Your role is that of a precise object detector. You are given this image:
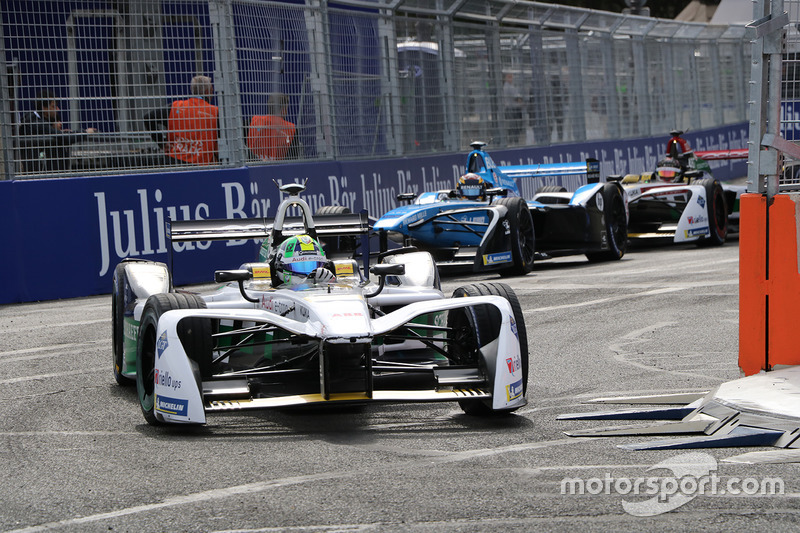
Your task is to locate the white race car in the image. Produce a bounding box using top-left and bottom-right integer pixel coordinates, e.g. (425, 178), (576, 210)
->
(112, 183), (528, 426)
(616, 133), (745, 245)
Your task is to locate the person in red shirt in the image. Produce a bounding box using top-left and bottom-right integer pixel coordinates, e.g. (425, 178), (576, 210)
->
(247, 93), (298, 161)
(167, 76), (219, 165)
(144, 76), (219, 166)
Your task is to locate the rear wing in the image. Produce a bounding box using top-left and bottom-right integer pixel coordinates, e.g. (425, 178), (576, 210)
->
(693, 149), (748, 161)
(167, 212), (371, 242)
(165, 212), (372, 284)
(497, 158), (601, 183)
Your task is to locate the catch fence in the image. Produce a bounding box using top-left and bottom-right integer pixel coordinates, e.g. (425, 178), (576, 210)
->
(0, 0), (751, 179)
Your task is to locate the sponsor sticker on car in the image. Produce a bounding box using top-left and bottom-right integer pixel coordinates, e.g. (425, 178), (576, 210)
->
(252, 265), (270, 278)
(334, 262), (354, 275)
(157, 331), (169, 359)
(155, 395), (188, 416)
(483, 251), (513, 265)
(506, 354), (521, 375)
(685, 227), (709, 238)
(506, 379), (523, 402)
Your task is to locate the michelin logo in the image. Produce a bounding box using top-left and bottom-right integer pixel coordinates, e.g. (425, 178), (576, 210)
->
(685, 227), (709, 238)
(506, 379), (523, 401)
(483, 252), (513, 265)
(155, 395), (188, 416)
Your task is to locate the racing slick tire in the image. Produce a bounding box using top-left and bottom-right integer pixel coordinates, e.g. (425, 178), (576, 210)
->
(315, 205), (358, 258)
(447, 282), (529, 416)
(136, 293), (212, 426)
(694, 178), (727, 246)
(112, 262), (135, 386)
(585, 182), (628, 262)
(535, 185), (567, 194)
(494, 197), (535, 277)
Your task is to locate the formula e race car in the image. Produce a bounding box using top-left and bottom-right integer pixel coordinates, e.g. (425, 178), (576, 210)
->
(112, 183), (528, 426)
(617, 131), (746, 245)
(373, 142), (628, 276)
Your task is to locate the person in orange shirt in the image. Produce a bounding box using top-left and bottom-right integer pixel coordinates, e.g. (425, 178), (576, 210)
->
(167, 75), (219, 164)
(145, 75), (219, 166)
(247, 93), (298, 161)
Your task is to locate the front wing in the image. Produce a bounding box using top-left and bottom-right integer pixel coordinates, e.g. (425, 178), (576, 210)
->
(150, 296), (525, 424)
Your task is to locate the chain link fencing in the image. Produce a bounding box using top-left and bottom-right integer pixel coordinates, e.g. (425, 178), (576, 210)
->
(1, 0), (751, 179)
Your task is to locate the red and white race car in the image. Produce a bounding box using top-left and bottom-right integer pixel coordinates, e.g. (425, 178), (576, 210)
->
(615, 131), (746, 246)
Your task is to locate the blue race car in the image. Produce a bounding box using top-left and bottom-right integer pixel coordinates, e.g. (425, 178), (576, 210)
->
(373, 142), (628, 276)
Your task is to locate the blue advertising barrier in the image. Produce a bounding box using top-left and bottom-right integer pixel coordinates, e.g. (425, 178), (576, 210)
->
(0, 124), (748, 304)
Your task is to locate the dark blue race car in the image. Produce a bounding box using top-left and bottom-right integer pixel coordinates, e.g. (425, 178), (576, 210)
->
(373, 142), (628, 276)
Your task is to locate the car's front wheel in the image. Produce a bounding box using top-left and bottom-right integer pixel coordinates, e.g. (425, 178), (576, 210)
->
(447, 282), (529, 416)
(694, 178), (727, 246)
(136, 293), (211, 426)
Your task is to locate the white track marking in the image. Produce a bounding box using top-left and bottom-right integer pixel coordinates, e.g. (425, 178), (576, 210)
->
(0, 342), (106, 363)
(4, 437), (592, 533)
(523, 287), (685, 313)
(0, 319), (108, 334)
(0, 367), (105, 385)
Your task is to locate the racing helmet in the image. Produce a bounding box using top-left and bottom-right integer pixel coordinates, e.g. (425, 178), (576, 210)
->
(457, 173), (487, 201)
(273, 234), (327, 286)
(655, 158), (682, 183)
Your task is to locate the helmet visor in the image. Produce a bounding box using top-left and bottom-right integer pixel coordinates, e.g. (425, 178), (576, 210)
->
(460, 184), (483, 198)
(287, 260), (323, 276)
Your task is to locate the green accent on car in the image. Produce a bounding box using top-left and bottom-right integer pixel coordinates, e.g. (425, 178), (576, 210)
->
(123, 316), (140, 375)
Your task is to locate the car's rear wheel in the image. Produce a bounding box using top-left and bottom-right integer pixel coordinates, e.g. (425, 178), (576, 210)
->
(315, 205), (358, 258)
(494, 197), (535, 277)
(536, 185), (567, 193)
(694, 178), (727, 246)
(447, 282), (529, 415)
(136, 293), (211, 426)
(586, 183), (628, 262)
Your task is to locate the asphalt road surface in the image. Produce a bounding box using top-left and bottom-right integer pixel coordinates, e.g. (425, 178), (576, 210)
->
(2, 237), (799, 532)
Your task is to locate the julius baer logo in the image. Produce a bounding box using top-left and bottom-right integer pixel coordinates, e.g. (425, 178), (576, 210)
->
(561, 452), (784, 516)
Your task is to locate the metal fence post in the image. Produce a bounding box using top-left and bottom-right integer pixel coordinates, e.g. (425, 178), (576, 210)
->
(378, 8), (401, 156)
(0, 18), (13, 180)
(210, 0), (243, 167)
(303, 0), (334, 159)
(746, 0), (789, 195)
(438, 13), (459, 152)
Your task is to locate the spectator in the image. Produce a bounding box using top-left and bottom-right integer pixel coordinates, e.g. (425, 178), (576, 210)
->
(145, 75), (219, 165)
(503, 73), (524, 144)
(247, 93), (299, 161)
(17, 90), (97, 172)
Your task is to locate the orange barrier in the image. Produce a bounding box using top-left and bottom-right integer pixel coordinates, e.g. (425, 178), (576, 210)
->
(739, 192), (800, 375)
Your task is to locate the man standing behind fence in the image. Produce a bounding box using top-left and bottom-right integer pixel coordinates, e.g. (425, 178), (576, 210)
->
(247, 93), (298, 161)
(145, 75), (219, 166)
(167, 75), (219, 165)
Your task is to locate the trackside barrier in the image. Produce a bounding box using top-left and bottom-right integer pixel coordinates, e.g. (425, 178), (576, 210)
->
(739, 192), (800, 375)
(0, 126), (747, 305)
